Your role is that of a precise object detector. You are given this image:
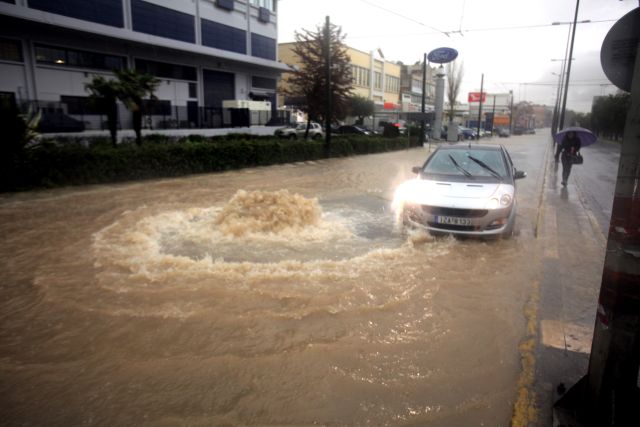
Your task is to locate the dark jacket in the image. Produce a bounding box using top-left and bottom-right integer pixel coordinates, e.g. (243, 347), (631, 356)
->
(560, 135), (581, 158)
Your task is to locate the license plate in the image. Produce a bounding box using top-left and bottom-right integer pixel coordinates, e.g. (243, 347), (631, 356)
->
(435, 216), (471, 226)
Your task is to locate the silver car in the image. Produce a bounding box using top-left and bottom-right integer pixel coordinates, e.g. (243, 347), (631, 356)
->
(393, 144), (526, 237)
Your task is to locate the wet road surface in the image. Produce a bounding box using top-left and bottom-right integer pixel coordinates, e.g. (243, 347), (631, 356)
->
(1, 137), (549, 426)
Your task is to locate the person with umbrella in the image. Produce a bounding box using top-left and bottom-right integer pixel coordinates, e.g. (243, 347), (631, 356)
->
(557, 130), (581, 186)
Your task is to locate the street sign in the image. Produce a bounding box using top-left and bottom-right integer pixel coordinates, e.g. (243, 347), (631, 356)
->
(601, 7), (639, 92)
(427, 47), (458, 64)
(468, 92), (486, 103)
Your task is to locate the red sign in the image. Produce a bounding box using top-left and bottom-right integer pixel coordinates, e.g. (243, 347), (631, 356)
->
(468, 92), (487, 103)
(383, 102), (399, 110)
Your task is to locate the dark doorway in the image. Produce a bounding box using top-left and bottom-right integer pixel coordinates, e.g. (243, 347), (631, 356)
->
(187, 101), (199, 127)
(203, 69), (234, 108)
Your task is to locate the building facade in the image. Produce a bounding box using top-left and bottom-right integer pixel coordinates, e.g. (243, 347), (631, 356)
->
(278, 42), (401, 119)
(399, 61), (437, 113)
(0, 0), (288, 130)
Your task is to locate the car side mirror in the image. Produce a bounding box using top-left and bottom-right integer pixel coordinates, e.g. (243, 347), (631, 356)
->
(412, 166), (422, 174)
(514, 170), (527, 180)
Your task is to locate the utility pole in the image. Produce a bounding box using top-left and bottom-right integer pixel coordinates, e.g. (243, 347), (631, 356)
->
(476, 73), (484, 140)
(559, 0), (580, 130)
(508, 90), (514, 134)
(324, 15), (331, 158)
(490, 94), (496, 134)
(420, 52), (427, 145)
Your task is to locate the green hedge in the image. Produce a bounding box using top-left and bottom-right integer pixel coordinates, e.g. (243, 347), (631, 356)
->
(1, 134), (418, 192)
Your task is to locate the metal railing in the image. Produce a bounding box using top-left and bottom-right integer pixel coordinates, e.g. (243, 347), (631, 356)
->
(17, 100), (290, 133)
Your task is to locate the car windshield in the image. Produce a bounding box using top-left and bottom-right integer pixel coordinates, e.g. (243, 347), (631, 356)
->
(423, 148), (507, 179)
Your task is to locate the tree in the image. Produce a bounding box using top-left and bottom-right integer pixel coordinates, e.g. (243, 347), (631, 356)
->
(348, 95), (374, 125)
(591, 93), (630, 140)
(513, 101), (534, 128)
(116, 69), (160, 146)
(85, 76), (121, 147)
(445, 60), (464, 123)
(286, 22), (353, 138)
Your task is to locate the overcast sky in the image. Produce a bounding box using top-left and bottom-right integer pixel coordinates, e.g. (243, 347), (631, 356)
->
(277, 0), (637, 112)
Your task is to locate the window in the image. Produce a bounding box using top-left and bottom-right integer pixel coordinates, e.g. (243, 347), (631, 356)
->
(385, 76), (400, 93)
(28, 0), (124, 28)
(374, 72), (382, 90)
(135, 58), (197, 81)
(61, 96), (102, 115)
(250, 0), (274, 11)
(142, 99), (172, 115)
(252, 76), (276, 90)
(201, 19), (246, 54)
(351, 65), (370, 87)
(251, 33), (276, 60)
(188, 83), (197, 98)
(131, 0), (195, 43)
(0, 38), (23, 62)
(35, 44), (126, 71)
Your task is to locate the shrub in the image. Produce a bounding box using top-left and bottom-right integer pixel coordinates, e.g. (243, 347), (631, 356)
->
(1, 134), (417, 192)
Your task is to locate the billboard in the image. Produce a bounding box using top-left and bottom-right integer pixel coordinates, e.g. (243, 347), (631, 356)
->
(468, 92), (487, 103)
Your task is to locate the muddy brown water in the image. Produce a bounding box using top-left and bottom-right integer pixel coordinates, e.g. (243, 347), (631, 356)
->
(0, 147), (541, 426)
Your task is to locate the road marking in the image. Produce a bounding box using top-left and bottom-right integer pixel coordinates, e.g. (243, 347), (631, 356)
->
(511, 280), (540, 427)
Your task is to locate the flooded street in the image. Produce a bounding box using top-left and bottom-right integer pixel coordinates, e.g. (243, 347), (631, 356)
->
(1, 139), (547, 426)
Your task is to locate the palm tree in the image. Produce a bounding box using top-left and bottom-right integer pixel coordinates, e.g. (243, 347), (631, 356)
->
(85, 76), (121, 147)
(116, 69), (160, 146)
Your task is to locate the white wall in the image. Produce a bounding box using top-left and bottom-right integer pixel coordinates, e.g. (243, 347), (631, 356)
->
(145, 0), (197, 15)
(153, 79), (193, 106)
(0, 62), (28, 100)
(35, 67), (109, 101)
(199, 0), (248, 30)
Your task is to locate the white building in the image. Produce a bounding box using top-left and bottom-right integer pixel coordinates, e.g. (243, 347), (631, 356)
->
(0, 0), (288, 131)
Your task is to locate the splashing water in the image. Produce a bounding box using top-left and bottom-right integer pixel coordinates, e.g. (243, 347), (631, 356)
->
(91, 190), (453, 289)
(214, 189), (322, 236)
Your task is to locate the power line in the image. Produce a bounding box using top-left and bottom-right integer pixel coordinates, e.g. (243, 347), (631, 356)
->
(357, 0), (451, 37)
(498, 81), (613, 86)
(345, 19), (616, 39)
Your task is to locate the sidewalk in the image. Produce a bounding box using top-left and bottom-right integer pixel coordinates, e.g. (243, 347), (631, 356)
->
(534, 145), (608, 426)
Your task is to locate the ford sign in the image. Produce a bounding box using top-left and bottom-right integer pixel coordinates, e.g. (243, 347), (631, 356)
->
(427, 47), (458, 64)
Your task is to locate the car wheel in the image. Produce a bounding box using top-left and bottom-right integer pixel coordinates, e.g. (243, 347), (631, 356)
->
(288, 134), (297, 140)
(312, 133), (322, 140)
(502, 215), (516, 239)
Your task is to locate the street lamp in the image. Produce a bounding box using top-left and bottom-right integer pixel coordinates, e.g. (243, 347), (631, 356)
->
(552, 9), (587, 130)
(551, 71), (563, 135)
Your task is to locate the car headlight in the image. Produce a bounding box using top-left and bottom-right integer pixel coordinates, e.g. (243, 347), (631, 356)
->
(500, 194), (512, 206)
(487, 198), (499, 209)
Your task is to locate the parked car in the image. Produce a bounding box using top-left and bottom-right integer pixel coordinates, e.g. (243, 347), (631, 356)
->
(392, 143), (527, 238)
(440, 125), (464, 141)
(497, 127), (510, 138)
(274, 122), (324, 139)
(337, 125), (373, 136)
(524, 128), (536, 134)
(459, 126), (478, 140)
(378, 120), (406, 136)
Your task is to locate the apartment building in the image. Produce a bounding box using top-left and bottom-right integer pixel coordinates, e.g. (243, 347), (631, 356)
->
(399, 61), (437, 113)
(278, 42), (401, 114)
(0, 0), (288, 130)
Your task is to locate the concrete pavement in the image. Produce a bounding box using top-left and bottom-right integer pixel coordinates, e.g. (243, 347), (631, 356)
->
(533, 140), (614, 426)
